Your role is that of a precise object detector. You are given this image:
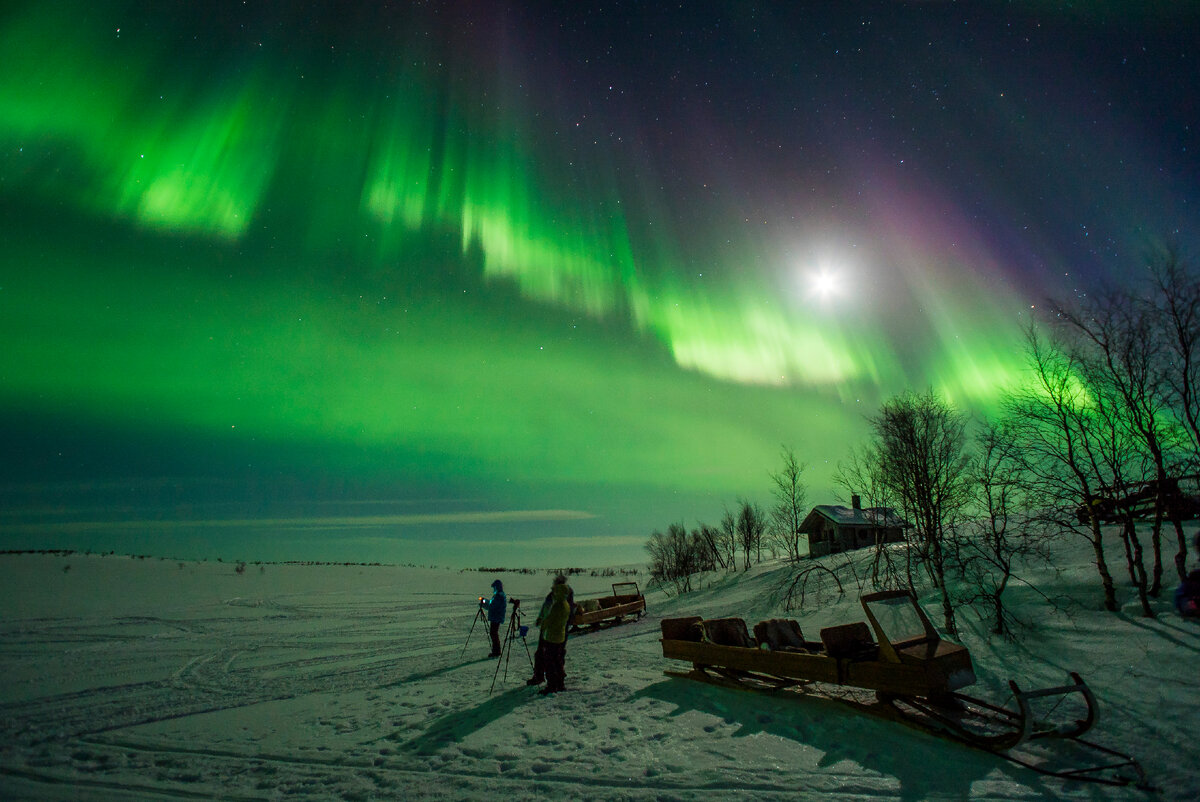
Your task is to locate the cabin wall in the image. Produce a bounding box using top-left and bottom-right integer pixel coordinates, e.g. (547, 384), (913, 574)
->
(809, 523), (905, 557)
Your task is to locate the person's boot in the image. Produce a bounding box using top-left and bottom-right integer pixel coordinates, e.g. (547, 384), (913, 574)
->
(526, 676), (543, 685)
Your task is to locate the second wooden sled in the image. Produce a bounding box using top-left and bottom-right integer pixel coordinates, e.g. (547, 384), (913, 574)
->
(660, 589), (1148, 788)
(570, 581), (646, 631)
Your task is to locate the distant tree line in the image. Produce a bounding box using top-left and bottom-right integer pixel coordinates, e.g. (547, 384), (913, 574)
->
(646, 245), (1200, 634)
(468, 566), (639, 577)
(646, 447), (801, 594)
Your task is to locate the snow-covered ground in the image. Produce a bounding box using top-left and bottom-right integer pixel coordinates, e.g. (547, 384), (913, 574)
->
(0, 536), (1194, 801)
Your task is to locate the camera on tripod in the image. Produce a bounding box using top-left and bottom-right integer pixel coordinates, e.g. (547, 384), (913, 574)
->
(478, 596), (486, 607)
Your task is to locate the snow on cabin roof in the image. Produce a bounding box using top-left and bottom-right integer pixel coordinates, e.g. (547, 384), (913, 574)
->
(808, 504), (909, 528)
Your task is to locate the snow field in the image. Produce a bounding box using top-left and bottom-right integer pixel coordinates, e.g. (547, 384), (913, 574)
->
(0, 539), (1195, 800)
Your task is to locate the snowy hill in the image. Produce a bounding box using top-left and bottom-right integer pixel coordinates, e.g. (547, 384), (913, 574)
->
(0, 536), (1194, 800)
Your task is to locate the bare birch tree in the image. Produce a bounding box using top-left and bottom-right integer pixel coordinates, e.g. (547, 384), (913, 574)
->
(768, 446), (809, 562)
(957, 420), (1054, 636)
(867, 390), (971, 636)
(735, 499), (767, 571)
(1002, 325), (1120, 611)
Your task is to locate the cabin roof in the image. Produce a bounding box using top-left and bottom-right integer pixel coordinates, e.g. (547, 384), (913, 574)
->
(803, 504), (909, 529)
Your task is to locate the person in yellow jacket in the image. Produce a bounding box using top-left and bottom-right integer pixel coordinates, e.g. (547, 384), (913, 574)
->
(527, 574), (574, 694)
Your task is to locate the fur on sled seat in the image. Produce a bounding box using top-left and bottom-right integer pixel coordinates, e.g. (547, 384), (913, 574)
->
(661, 616), (704, 641)
(702, 617), (754, 648)
(753, 619), (811, 651)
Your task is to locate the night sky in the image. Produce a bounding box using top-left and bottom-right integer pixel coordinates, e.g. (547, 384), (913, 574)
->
(1, 1), (1197, 566)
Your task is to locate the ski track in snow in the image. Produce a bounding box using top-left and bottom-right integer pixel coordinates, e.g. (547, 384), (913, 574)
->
(0, 553), (1192, 800)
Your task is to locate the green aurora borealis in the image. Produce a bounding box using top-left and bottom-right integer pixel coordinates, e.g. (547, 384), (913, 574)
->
(1, 1), (1196, 565)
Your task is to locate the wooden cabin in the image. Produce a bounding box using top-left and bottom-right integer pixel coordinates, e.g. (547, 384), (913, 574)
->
(799, 495), (908, 557)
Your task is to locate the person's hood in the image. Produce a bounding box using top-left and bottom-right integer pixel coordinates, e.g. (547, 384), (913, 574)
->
(492, 580), (503, 590)
(550, 583), (570, 601)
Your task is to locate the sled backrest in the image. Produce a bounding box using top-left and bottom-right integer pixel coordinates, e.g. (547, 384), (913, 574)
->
(819, 622), (878, 660)
(702, 617), (755, 648)
(612, 582), (641, 599)
(861, 589), (940, 662)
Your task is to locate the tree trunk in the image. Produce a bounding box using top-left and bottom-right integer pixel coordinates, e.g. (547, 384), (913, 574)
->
(992, 572), (1011, 637)
(1127, 525), (1155, 618)
(904, 532), (916, 591)
(931, 538), (957, 636)
(1171, 515), (1189, 581)
(939, 583), (957, 637)
(1149, 506), (1164, 597)
(1120, 523), (1138, 585)
(1090, 520), (1119, 612)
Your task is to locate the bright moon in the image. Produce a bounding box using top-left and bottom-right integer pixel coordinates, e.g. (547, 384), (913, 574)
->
(811, 270), (839, 299)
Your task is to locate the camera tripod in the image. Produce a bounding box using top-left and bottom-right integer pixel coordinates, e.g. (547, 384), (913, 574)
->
(490, 598), (534, 692)
(459, 599), (490, 659)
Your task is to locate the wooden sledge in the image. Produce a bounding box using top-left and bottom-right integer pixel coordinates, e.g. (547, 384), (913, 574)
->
(660, 589), (1149, 787)
(570, 582), (645, 631)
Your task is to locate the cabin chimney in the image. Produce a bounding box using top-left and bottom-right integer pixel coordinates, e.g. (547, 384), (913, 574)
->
(851, 494), (861, 510)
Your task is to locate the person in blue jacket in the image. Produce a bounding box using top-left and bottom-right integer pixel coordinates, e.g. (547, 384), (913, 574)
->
(485, 579), (507, 657)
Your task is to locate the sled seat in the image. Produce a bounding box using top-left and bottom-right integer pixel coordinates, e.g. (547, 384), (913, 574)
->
(819, 622), (878, 661)
(661, 616), (704, 642)
(702, 617), (755, 648)
(754, 619), (823, 653)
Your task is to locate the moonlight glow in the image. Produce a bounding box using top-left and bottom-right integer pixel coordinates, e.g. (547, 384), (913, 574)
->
(810, 270), (842, 300)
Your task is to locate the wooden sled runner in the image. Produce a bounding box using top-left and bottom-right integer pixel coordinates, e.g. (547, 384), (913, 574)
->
(660, 589), (1149, 788)
(570, 582), (646, 631)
